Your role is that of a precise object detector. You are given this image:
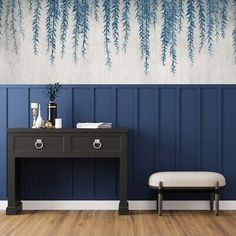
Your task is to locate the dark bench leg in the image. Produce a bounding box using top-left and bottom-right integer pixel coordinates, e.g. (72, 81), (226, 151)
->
(158, 182), (163, 216)
(215, 181), (219, 216)
(210, 192), (214, 211)
(156, 198), (158, 212)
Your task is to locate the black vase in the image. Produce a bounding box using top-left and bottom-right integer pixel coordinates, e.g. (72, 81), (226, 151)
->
(47, 101), (57, 126)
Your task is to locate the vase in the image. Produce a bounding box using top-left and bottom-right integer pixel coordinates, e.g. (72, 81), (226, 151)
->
(35, 104), (43, 128)
(47, 101), (57, 126)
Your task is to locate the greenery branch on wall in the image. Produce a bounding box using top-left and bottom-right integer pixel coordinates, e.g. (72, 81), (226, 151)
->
(0, 0), (236, 74)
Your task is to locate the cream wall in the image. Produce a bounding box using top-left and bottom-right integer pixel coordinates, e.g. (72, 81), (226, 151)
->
(0, 1), (235, 84)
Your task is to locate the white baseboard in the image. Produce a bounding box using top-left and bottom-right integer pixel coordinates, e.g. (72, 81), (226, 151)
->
(1, 200), (236, 211)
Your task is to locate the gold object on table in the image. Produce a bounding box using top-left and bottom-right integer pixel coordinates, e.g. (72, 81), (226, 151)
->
(45, 121), (53, 129)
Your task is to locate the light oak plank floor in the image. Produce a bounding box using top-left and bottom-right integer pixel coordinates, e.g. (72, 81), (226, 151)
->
(1, 210), (236, 236)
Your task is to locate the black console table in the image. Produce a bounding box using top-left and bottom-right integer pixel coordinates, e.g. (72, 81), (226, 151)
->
(6, 128), (129, 215)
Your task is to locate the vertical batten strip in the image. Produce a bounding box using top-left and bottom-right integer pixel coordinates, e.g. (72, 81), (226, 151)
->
(71, 87), (74, 127)
(112, 87), (118, 197)
(197, 87), (202, 170)
(71, 87), (74, 198)
(217, 87), (223, 173)
(91, 87), (95, 122)
(24, 87), (30, 199)
(0, 88), (7, 199)
(133, 87), (139, 198)
(113, 87), (117, 127)
(175, 87), (181, 170)
(154, 87), (160, 172)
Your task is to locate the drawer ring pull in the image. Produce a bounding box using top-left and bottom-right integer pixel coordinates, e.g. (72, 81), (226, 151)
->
(35, 139), (44, 150)
(93, 139), (102, 149)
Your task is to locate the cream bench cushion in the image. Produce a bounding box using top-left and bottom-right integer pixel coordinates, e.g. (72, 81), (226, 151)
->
(149, 171), (226, 188)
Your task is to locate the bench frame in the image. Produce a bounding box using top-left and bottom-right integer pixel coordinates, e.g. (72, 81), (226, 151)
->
(150, 181), (220, 216)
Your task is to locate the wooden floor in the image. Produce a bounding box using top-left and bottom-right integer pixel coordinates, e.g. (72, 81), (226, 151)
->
(1, 210), (236, 236)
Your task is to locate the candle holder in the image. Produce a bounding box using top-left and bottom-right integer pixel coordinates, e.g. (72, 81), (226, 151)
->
(31, 103), (38, 128)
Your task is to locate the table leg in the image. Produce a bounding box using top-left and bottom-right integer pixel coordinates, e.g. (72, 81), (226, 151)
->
(119, 136), (128, 215)
(6, 156), (22, 215)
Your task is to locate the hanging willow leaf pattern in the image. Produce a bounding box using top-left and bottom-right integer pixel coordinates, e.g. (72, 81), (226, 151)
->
(17, 0), (24, 38)
(28, 0), (33, 13)
(103, 0), (112, 67)
(220, 0), (228, 39)
(72, 0), (81, 63)
(81, 0), (89, 57)
(233, 0), (236, 63)
(136, 0), (144, 59)
(91, 0), (99, 21)
(214, 0), (220, 38)
(169, 0), (178, 74)
(32, 0), (42, 55)
(0, 0), (236, 74)
(143, 0), (151, 74)
(46, 0), (59, 63)
(207, 0), (215, 55)
(0, 0), (3, 38)
(197, 0), (206, 52)
(160, 0), (170, 66)
(151, 0), (158, 29)
(60, 0), (71, 58)
(10, 0), (18, 53)
(4, 0), (10, 42)
(122, 0), (130, 52)
(112, 0), (120, 53)
(178, 0), (184, 33)
(187, 0), (195, 65)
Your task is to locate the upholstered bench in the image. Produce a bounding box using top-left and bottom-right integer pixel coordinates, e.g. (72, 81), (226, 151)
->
(148, 172), (226, 216)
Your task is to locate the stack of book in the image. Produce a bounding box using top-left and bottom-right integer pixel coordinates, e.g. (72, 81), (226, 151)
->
(76, 122), (112, 129)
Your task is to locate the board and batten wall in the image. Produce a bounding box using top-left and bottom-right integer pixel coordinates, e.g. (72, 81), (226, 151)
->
(0, 84), (236, 201)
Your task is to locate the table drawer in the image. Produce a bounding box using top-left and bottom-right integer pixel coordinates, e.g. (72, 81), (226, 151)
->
(71, 135), (121, 152)
(13, 135), (64, 152)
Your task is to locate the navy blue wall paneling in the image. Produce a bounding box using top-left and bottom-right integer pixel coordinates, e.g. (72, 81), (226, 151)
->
(1, 85), (236, 200)
(0, 88), (7, 199)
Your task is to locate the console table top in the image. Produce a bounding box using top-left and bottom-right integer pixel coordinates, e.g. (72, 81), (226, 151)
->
(8, 128), (129, 133)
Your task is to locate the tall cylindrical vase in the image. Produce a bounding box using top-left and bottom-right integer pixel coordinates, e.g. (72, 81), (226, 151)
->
(47, 101), (57, 126)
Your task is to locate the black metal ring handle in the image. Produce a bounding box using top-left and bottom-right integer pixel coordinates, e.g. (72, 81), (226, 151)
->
(93, 139), (102, 149)
(35, 139), (44, 150)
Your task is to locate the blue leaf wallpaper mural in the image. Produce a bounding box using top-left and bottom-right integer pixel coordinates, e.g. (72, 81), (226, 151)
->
(0, 0), (235, 82)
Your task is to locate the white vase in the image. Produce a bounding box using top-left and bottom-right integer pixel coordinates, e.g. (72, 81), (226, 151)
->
(35, 104), (43, 128)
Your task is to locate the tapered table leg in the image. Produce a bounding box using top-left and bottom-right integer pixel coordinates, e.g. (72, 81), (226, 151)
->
(119, 134), (128, 215)
(6, 157), (22, 215)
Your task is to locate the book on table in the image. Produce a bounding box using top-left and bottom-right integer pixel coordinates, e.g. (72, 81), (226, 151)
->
(76, 122), (112, 129)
